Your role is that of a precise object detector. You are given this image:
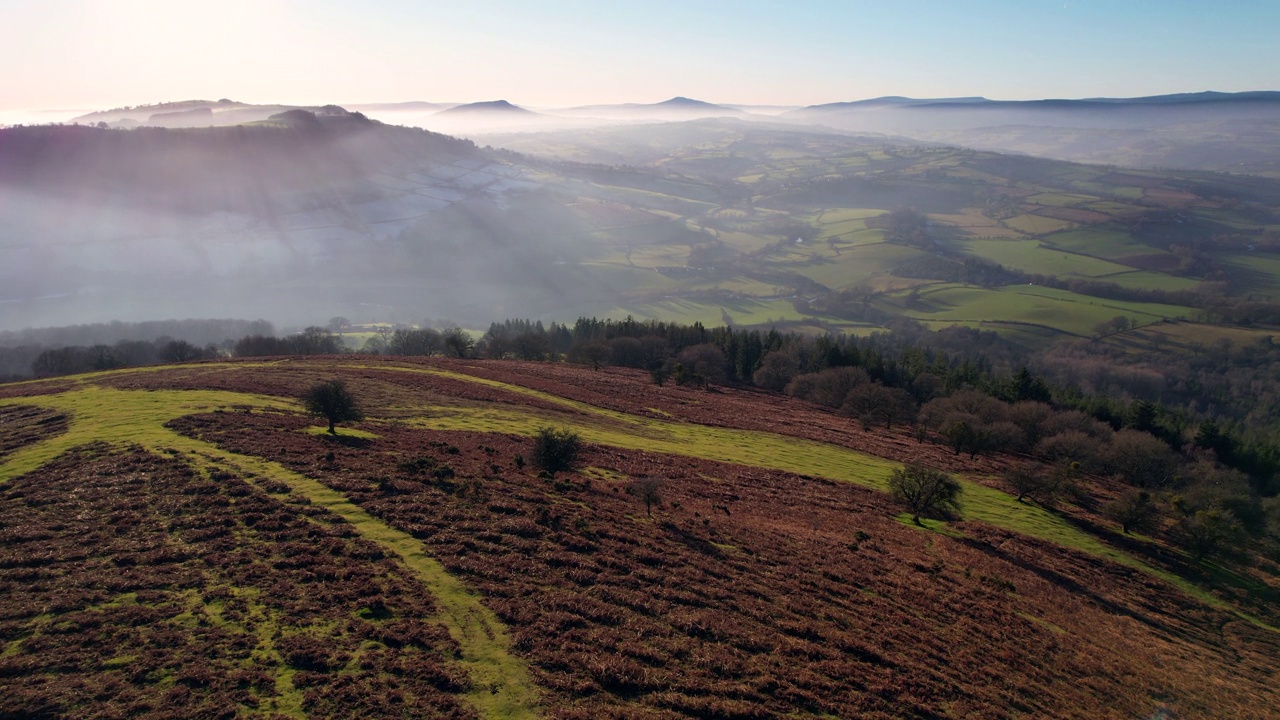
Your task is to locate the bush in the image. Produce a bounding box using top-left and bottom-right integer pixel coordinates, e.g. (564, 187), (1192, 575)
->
(1102, 429), (1179, 488)
(1104, 489), (1161, 535)
(1177, 508), (1244, 560)
(531, 427), (581, 476)
(1003, 461), (1064, 506)
(752, 350), (799, 392)
(888, 464), (962, 525)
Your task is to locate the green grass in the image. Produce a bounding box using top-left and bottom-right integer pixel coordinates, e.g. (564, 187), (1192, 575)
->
(902, 284), (1192, 336)
(303, 425), (381, 439)
(791, 243), (923, 289)
(0, 383), (541, 720)
(960, 239), (1134, 277)
(1092, 270), (1202, 292)
(1042, 227), (1154, 259)
(609, 298), (807, 327)
(1082, 200), (1148, 216)
(1225, 252), (1280, 298)
(816, 208), (885, 224)
(1024, 192), (1096, 207)
(1004, 214), (1075, 235)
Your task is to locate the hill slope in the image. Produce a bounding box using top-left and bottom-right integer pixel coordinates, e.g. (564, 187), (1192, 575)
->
(1, 357), (1277, 718)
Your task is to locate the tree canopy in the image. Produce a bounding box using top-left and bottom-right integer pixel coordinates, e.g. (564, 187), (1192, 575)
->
(302, 379), (364, 434)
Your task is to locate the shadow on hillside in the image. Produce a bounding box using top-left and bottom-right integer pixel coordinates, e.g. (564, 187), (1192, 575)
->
(1061, 512), (1280, 616)
(318, 433), (372, 449)
(660, 521), (725, 559)
(951, 533), (1210, 644)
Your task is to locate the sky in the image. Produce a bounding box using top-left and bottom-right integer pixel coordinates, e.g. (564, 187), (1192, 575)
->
(2, 0), (1278, 114)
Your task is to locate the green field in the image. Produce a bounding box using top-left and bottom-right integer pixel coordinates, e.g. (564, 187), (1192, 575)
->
(1041, 227), (1155, 259)
(792, 243), (924, 289)
(900, 284), (1194, 336)
(960, 238), (1133, 277)
(609, 297), (807, 327)
(1093, 270), (1202, 291)
(1225, 252), (1280, 298)
(1004, 214), (1076, 235)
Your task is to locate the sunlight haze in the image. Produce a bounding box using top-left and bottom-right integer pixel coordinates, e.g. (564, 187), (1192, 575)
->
(3, 0), (1278, 115)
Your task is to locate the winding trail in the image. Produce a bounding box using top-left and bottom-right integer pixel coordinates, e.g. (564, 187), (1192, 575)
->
(0, 384), (541, 720)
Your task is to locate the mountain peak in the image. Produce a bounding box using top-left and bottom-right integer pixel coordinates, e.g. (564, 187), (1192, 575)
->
(658, 96), (718, 108)
(437, 100), (535, 116)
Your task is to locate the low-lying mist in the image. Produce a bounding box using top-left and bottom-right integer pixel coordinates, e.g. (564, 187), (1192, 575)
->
(0, 114), (614, 332)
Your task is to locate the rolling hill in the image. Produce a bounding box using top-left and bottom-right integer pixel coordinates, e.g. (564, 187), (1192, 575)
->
(1, 356), (1277, 718)
(786, 92), (1280, 176)
(4, 111), (1280, 353)
(434, 100), (540, 117)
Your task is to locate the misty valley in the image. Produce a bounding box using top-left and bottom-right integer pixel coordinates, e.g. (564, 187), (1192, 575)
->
(5, 90), (1280, 720)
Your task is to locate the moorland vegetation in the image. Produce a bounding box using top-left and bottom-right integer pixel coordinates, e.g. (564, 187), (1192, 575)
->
(3, 352), (1278, 718)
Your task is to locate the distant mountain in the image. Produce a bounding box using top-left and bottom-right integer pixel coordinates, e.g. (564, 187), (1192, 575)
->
(434, 100), (538, 117)
(559, 97), (746, 120)
(801, 96), (989, 111)
(653, 96), (734, 111)
(785, 91), (1280, 175)
(796, 91), (1280, 114)
(71, 100), (361, 129)
(346, 101), (455, 113)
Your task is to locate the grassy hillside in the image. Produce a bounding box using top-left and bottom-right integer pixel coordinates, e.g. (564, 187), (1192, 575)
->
(2, 357), (1278, 718)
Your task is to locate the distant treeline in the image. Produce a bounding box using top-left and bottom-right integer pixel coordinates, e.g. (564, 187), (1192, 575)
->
(0, 319), (274, 381)
(0, 318), (274, 349)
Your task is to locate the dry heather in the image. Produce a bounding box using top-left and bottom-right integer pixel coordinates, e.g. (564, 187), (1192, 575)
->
(1, 356), (1278, 719)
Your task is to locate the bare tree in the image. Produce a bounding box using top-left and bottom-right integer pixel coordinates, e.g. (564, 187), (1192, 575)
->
(630, 477), (663, 517)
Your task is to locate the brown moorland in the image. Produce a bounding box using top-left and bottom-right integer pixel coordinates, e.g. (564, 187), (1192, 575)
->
(1, 356), (1278, 719)
(0, 404), (67, 462)
(0, 443), (475, 719)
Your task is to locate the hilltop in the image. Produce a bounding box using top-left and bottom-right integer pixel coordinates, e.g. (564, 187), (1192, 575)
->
(435, 100), (539, 117)
(1, 355), (1278, 718)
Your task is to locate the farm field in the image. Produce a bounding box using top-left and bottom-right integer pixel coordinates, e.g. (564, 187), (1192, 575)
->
(471, 124), (1279, 348)
(2, 357), (1278, 719)
(897, 284), (1197, 337)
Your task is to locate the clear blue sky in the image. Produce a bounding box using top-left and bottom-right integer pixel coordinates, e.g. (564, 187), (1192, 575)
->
(2, 0), (1277, 111)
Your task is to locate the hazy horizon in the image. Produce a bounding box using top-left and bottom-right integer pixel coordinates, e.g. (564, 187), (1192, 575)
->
(3, 0), (1277, 117)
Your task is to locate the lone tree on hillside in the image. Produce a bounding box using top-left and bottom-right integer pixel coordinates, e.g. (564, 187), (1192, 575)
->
(888, 464), (963, 525)
(303, 379), (364, 434)
(630, 477), (663, 517)
(531, 426), (581, 476)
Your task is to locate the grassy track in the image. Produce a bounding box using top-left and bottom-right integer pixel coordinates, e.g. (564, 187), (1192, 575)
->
(0, 384), (542, 720)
